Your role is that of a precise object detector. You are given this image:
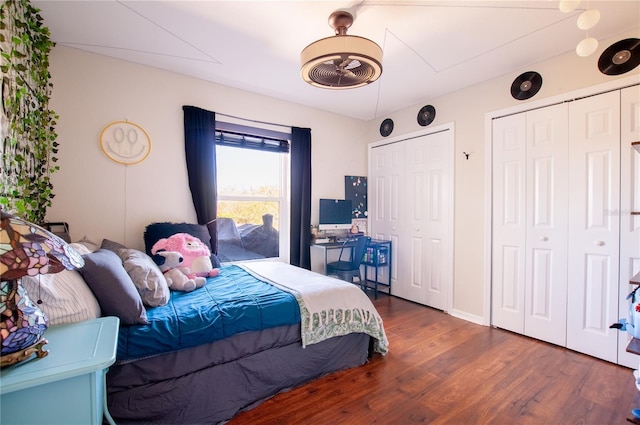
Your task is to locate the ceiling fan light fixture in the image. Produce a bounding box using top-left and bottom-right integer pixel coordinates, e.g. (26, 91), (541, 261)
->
(576, 36), (598, 57)
(559, 0), (581, 13)
(577, 8), (600, 30)
(300, 11), (383, 89)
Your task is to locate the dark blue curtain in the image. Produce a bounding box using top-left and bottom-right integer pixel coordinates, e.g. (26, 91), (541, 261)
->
(183, 105), (218, 252)
(290, 127), (312, 269)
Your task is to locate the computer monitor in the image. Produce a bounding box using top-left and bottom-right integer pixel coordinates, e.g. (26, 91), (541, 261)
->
(318, 199), (353, 231)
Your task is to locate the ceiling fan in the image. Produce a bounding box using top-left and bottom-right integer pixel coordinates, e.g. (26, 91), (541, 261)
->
(300, 10), (383, 90)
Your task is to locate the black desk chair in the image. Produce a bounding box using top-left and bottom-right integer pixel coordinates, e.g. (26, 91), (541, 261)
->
(326, 236), (371, 289)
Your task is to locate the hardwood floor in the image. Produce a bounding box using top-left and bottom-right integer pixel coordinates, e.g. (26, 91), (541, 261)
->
(229, 294), (637, 425)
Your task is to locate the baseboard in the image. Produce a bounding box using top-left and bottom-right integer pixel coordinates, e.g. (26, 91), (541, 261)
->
(448, 308), (486, 326)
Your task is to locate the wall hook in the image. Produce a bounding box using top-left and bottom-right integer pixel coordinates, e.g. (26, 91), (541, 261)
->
(463, 152), (471, 160)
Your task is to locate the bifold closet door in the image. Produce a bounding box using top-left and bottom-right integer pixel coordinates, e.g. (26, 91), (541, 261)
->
(492, 113), (527, 334)
(566, 90), (621, 363)
(370, 130), (453, 309)
(369, 142), (404, 292)
(523, 103), (569, 346)
(492, 104), (569, 344)
(404, 131), (452, 309)
(618, 85), (640, 369)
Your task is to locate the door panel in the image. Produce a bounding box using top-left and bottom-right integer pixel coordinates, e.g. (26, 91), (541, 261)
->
(405, 131), (451, 309)
(524, 103), (568, 346)
(369, 142), (404, 292)
(619, 85), (640, 368)
(492, 113), (526, 333)
(567, 90), (620, 362)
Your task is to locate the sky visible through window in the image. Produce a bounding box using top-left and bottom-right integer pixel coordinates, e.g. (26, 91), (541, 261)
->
(217, 146), (279, 195)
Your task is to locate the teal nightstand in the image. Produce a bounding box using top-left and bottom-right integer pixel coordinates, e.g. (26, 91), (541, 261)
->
(0, 317), (119, 425)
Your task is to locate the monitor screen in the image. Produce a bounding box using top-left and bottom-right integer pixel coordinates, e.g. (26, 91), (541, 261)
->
(319, 199), (353, 230)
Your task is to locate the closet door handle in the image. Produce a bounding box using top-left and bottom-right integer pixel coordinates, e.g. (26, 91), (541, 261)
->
(539, 236), (549, 242)
(594, 240), (605, 246)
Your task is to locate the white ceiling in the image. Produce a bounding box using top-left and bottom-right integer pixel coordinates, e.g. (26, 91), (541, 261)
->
(32, 0), (640, 121)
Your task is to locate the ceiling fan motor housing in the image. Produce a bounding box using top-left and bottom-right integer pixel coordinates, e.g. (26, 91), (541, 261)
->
(300, 11), (383, 89)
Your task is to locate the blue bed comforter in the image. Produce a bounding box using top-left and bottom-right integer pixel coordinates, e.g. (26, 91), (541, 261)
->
(116, 264), (301, 361)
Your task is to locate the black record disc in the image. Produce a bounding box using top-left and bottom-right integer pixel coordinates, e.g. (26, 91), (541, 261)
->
(417, 105), (436, 127)
(380, 118), (394, 137)
(510, 71), (542, 100)
(598, 38), (640, 76)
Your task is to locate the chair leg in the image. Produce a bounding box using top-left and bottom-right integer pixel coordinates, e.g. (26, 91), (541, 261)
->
(357, 271), (366, 293)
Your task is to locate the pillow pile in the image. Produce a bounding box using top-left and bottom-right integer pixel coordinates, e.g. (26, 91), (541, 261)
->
(24, 225), (217, 327)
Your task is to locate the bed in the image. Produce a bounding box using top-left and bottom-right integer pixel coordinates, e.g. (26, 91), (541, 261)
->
(23, 222), (388, 424)
(106, 261), (388, 424)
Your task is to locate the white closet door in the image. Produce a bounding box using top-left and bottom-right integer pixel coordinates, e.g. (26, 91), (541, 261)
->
(404, 131), (452, 309)
(524, 103), (569, 346)
(492, 113), (527, 334)
(369, 142), (404, 292)
(618, 85), (640, 368)
(567, 90), (621, 362)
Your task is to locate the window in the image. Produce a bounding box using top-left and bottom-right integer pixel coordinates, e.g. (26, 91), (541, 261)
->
(215, 126), (290, 262)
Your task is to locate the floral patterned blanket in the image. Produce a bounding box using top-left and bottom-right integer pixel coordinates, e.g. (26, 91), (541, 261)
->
(240, 261), (389, 355)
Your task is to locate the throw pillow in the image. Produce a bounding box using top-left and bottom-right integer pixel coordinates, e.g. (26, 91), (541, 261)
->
(118, 248), (170, 307)
(101, 238), (127, 253)
(22, 270), (101, 326)
(79, 249), (148, 325)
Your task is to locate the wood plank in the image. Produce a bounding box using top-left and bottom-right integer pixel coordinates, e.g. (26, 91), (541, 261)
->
(229, 295), (636, 425)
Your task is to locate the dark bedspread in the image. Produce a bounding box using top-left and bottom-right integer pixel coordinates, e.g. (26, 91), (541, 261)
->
(116, 264), (301, 362)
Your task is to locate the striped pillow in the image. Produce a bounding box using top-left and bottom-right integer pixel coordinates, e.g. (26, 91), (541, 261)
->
(22, 269), (101, 326)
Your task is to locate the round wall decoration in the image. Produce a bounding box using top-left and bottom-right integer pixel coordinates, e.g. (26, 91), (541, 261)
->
(417, 105), (436, 127)
(598, 38), (640, 76)
(510, 71), (542, 100)
(380, 118), (394, 137)
(99, 120), (151, 165)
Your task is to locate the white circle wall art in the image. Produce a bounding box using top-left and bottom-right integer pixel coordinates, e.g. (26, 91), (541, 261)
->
(100, 120), (151, 165)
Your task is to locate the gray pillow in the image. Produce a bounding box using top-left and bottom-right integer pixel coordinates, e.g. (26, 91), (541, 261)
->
(118, 248), (170, 307)
(79, 249), (148, 325)
(101, 238), (127, 253)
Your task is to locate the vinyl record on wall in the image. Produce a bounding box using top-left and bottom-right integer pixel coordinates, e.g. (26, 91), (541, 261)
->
(380, 118), (394, 137)
(510, 71), (542, 100)
(417, 105), (436, 127)
(598, 38), (640, 76)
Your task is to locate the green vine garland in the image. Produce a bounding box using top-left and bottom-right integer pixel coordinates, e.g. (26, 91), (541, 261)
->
(0, 0), (58, 224)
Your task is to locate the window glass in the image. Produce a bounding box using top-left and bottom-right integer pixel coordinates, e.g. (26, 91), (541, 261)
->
(216, 145), (288, 262)
(217, 146), (280, 197)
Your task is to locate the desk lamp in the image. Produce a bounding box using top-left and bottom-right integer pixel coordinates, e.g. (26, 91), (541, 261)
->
(0, 209), (84, 367)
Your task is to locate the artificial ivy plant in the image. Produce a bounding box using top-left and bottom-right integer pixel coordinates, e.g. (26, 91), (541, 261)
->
(0, 0), (58, 224)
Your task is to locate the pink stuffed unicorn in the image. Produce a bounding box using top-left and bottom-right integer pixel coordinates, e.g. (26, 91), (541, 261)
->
(151, 233), (220, 278)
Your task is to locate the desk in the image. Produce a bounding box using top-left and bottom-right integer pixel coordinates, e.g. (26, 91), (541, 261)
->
(311, 239), (392, 298)
(0, 317), (119, 425)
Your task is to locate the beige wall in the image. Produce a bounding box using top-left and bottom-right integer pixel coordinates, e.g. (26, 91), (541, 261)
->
(48, 28), (639, 323)
(363, 29), (640, 322)
(47, 46), (369, 251)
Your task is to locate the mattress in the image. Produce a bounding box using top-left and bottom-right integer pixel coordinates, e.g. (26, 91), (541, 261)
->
(116, 264), (300, 362)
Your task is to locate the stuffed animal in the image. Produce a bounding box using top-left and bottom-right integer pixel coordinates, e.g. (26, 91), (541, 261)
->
(154, 251), (205, 292)
(612, 286), (640, 338)
(151, 232), (220, 278)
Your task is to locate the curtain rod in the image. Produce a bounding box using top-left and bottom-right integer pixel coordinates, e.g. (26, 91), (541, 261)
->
(215, 112), (292, 130)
